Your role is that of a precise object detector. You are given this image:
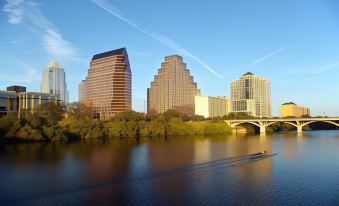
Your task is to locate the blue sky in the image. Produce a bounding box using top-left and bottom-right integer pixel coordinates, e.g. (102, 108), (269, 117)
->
(1, 0), (339, 116)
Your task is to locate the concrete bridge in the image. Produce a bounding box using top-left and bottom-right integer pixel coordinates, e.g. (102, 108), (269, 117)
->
(225, 118), (339, 133)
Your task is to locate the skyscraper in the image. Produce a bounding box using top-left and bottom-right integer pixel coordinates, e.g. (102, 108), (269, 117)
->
(147, 55), (200, 115)
(230, 72), (271, 118)
(86, 48), (131, 119)
(78, 80), (86, 103)
(41, 60), (69, 103)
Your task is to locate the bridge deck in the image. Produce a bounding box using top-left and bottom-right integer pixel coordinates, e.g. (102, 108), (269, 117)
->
(225, 118), (339, 122)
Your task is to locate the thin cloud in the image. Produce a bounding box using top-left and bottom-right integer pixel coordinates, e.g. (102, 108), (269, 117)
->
(303, 60), (339, 80)
(2, 0), (80, 61)
(25, 2), (79, 59)
(310, 61), (339, 76)
(245, 44), (294, 69)
(43, 29), (78, 58)
(91, 0), (222, 79)
(2, 0), (24, 24)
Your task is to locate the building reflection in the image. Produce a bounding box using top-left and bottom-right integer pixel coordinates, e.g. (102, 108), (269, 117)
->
(0, 135), (276, 205)
(223, 133), (274, 204)
(193, 139), (211, 162)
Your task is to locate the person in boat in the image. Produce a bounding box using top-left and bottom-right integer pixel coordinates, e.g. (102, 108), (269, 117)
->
(251, 151), (267, 157)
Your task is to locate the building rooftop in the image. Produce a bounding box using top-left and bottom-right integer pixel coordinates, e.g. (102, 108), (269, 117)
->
(92, 48), (126, 60)
(48, 60), (62, 68)
(242, 72), (254, 76)
(282, 102), (296, 105)
(7, 85), (26, 93)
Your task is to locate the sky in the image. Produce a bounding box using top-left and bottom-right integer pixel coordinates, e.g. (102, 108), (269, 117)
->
(1, 0), (339, 116)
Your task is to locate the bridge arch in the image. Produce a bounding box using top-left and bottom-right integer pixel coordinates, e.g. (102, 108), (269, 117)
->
(232, 121), (261, 128)
(265, 121), (298, 128)
(301, 120), (339, 128)
(225, 118), (339, 134)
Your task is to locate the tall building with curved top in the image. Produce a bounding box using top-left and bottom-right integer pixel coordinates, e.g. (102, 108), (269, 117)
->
(41, 60), (68, 103)
(147, 55), (200, 115)
(86, 48), (131, 119)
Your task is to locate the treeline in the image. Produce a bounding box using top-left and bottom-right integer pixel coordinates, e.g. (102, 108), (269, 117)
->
(0, 102), (232, 143)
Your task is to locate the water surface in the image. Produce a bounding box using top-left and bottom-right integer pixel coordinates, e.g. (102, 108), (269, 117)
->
(1, 130), (339, 206)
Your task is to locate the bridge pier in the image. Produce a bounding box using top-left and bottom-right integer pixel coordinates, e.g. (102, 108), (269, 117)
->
(297, 126), (303, 133)
(260, 126), (266, 133)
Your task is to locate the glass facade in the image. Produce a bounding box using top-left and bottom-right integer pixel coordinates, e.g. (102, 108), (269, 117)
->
(147, 55), (200, 115)
(41, 60), (68, 103)
(18, 92), (59, 113)
(0, 91), (18, 116)
(0, 90), (59, 117)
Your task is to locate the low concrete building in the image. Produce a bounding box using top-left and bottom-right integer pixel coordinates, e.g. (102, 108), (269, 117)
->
(195, 96), (230, 118)
(7, 85), (26, 93)
(0, 86), (60, 117)
(0, 90), (18, 116)
(280, 102), (310, 117)
(18, 92), (59, 114)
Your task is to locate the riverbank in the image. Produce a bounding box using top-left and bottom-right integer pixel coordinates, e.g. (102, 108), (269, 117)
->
(0, 110), (232, 144)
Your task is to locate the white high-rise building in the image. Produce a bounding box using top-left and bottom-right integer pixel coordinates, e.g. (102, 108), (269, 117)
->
(230, 72), (271, 118)
(41, 60), (69, 104)
(195, 96), (231, 118)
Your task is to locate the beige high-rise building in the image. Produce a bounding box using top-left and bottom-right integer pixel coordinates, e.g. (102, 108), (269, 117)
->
(86, 48), (131, 119)
(195, 96), (231, 118)
(230, 72), (271, 118)
(147, 55), (200, 115)
(280, 102), (310, 117)
(78, 80), (86, 103)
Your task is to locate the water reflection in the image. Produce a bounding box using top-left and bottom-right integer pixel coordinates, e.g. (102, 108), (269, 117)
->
(1, 131), (339, 205)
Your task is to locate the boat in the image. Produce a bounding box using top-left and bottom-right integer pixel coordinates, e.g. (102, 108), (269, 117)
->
(249, 151), (277, 160)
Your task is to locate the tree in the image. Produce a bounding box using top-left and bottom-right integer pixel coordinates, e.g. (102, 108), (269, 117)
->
(224, 113), (255, 120)
(162, 109), (180, 121)
(111, 110), (143, 122)
(66, 102), (94, 119)
(189, 115), (205, 122)
(0, 117), (13, 138)
(44, 102), (65, 125)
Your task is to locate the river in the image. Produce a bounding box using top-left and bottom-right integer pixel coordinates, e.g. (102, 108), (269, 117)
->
(1, 130), (339, 206)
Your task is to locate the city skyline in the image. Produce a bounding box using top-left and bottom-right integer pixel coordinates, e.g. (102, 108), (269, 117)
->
(1, 0), (339, 116)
